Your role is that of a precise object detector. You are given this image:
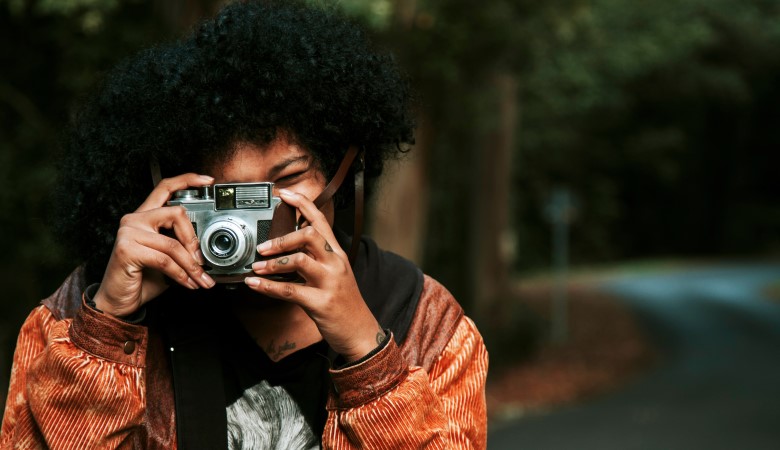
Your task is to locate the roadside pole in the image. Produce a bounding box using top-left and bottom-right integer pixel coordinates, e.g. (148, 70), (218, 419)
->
(546, 188), (574, 344)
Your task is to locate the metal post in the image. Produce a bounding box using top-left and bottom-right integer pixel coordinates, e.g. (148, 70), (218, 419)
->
(549, 188), (571, 343)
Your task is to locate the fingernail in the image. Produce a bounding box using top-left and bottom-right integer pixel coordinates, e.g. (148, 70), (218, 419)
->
(200, 175), (215, 183)
(186, 278), (199, 290)
(245, 277), (260, 287)
(279, 189), (294, 197)
(252, 261), (267, 271)
(201, 272), (215, 288)
(257, 241), (271, 253)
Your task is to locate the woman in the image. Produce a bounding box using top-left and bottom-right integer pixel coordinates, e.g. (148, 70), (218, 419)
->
(0, 1), (488, 448)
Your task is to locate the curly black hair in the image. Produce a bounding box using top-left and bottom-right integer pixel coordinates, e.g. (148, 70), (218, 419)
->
(56, 0), (415, 283)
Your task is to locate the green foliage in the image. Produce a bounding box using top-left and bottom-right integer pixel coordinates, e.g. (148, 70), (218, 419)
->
(516, 0), (780, 267)
(314, 0), (393, 29)
(3, 0), (124, 33)
(352, 0), (780, 306)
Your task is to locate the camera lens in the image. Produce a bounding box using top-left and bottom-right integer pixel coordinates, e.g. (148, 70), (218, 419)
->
(209, 229), (237, 258)
(200, 218), (253, 270)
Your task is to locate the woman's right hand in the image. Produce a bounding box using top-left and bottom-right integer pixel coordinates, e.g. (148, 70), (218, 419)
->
(93, 173), (216, 317)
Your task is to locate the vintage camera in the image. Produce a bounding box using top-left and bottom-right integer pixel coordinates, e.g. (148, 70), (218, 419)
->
(169, 182), (296, 283)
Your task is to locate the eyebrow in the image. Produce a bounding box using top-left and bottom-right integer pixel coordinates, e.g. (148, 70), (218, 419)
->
(267, 155), (311, 179)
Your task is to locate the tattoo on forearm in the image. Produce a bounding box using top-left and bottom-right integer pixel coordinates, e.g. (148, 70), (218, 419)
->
(265, 338), (297, 359)
(324, 242), (333, 252)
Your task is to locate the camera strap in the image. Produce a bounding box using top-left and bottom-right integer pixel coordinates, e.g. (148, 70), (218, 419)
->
(305, 145), (365, 266)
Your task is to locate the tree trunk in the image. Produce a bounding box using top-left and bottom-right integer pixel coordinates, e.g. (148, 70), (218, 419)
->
(369, 116), (431, 265)
(472, 73), (518, 327)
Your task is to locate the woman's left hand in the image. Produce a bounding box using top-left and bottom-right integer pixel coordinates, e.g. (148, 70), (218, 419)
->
(245, 189), (384, 363)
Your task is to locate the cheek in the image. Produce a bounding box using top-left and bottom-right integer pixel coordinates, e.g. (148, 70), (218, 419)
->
(285, 172), (326, 201)
(286, 173), (334, 225)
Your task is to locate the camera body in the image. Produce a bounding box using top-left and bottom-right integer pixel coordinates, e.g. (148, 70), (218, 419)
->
(169, 182), (290, 283)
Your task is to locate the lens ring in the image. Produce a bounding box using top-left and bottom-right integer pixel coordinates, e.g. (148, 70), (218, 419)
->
(209, 229), (237, 258)
(200, 218), (253, 270)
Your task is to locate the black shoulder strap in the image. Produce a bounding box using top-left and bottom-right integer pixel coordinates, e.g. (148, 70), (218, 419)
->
(160, 291), (228, 450)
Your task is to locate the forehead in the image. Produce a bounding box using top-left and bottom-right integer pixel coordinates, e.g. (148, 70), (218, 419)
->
(210, 139), (314, 183)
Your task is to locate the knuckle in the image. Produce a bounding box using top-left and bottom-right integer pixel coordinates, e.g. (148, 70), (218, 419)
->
(177, 270), (189, 283)
(119, 214), (134, 228)
(282, 284), (295, 298)
(273, 235), (285, 251)
(156, 254), (170, 269)
(319, 292), (336, 310)
(114, 239), (131, 257)
(295, 253), (308, 268)
(173, 206), (188, 219)
(159, 178), (174, 191)
(303, 227), (317, 238)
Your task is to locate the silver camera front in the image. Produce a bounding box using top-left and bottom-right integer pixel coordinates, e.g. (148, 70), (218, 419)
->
(168, 182), (283, 282)
(200, 217), (254, 270)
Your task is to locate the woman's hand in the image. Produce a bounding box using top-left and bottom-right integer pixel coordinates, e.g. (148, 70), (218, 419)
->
(245, 189), (384, 363)
(93, 173), (216, 317)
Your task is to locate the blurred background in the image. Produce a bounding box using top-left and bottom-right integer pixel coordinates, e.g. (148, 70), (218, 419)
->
(1, 0), (779, 447)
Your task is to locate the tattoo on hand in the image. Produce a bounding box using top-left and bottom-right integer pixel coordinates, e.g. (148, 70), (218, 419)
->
(276, 256), (290, 266)
(324, 242), (333, 252)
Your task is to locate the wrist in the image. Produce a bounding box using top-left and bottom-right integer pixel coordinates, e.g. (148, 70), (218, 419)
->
(340, 328), (389, 365)
(91, 286), (143, 321)
(93, 289), (120, 316)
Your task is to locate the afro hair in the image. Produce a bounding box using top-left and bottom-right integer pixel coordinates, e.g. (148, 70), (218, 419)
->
(56, 0), (416, 283)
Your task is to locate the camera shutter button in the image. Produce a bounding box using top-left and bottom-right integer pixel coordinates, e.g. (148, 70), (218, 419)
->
(123, 340), (137, 355)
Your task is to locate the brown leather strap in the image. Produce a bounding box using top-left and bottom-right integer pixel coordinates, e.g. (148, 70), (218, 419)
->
(348, 151), (365, 265)
(312, 145), (359, 210)
(297, 145), (365, 266)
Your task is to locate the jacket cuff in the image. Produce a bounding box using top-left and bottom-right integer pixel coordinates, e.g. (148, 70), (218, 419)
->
(69, 295), (148, 367)
(328, 333), (408, 409)
(84, 283), (147, 324)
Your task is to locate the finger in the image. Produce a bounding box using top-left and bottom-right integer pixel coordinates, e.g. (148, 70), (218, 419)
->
(122, 206), (202, 263)
(116, 239), (200, 291)
(256, 226), (342, 259)
(278, 189), (335, 238)
(244, 275), (318, 306)
(251, 252), (324, 280)
(136, 173), (214, 213)
(120, 228), (215, 288)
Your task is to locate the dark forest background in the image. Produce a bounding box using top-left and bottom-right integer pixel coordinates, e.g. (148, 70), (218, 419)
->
(2, 0), (779, 406)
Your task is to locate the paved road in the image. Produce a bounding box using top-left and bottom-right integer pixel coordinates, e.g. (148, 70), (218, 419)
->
(488, 264), (780, 450)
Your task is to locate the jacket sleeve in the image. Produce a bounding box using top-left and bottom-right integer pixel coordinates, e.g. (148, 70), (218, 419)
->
(1, 301), (149, 449)
(323, 315), (488, 449)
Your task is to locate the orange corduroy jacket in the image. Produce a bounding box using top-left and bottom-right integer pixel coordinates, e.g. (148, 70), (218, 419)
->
(1, 269), (487, 449)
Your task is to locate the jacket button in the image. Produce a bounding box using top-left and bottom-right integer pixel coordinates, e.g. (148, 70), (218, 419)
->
(123, 340), (136, 354)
